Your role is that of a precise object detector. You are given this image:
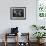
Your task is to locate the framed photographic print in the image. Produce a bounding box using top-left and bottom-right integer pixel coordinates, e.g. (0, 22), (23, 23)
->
(36, 0), (46, 26)
(37, 0), (46, 18)
(10, 7), (26, 20)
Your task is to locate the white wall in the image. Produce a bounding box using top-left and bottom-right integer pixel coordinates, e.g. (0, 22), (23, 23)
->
(0, 0), (37, 42)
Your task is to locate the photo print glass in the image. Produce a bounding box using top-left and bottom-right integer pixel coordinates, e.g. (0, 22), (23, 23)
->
(13, 9), (24, 17)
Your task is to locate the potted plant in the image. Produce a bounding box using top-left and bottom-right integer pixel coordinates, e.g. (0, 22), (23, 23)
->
(33, 32), (46, 43)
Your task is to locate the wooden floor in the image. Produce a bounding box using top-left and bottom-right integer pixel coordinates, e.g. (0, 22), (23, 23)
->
(0, 42), (46, 46)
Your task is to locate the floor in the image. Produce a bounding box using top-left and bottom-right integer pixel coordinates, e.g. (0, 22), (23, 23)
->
(0, 42), (46, 46)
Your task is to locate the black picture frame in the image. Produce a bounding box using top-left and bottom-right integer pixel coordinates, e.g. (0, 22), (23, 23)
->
(10, 7), (26, 20)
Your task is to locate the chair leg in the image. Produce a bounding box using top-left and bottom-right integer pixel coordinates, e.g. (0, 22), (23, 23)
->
(4, 41), (7, 46)
(4, 33), (7, 46)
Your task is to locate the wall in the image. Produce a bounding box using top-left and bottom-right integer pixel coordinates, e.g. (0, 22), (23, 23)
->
(0, 0), (37, 42)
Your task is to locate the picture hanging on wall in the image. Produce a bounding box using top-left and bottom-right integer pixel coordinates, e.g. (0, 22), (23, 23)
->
(37, 0), (46, 18)
(10, 7), (26, 20)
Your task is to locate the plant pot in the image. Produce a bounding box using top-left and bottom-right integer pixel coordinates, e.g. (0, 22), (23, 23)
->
(40, 38), (45, 43)
(37, 39), (45, 44)
(37, 39), (40, 43)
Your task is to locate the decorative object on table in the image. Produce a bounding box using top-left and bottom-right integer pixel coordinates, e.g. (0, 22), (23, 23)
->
(11, 27), (18, 34)
(10, 7), (26, 20)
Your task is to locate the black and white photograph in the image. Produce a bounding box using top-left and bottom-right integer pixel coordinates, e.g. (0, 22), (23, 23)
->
(10, 7), (26, 20)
